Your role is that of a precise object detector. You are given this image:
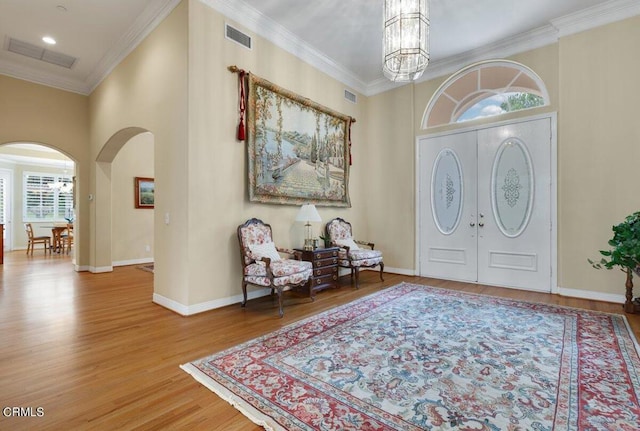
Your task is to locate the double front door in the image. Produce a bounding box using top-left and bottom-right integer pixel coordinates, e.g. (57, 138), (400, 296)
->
(418, 117), (553, 292)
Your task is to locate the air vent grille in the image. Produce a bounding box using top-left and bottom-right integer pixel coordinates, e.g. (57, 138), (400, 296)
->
(7, 38), (76, 69)
(344, 89), (357, 104)
(225, 24), (252, 49)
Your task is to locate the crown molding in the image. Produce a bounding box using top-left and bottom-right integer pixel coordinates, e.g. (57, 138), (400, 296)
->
(417, 25), (559, 86)
(86, 0), (182, 94)
(200, 0), (369, 95)
(0, 0), (181, 95)
(367, 0), (640, 95)
(551, 0), (640, 37)
(205, 0), (640, 97)
(2, 0), (639, 97)
(0, 58), (90, 94)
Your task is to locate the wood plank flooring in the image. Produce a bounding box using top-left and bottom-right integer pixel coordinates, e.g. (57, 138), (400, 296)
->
(1, 251), (638, 430)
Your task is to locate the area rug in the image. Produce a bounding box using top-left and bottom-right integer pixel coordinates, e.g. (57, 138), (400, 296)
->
(181, 282), (640, 430)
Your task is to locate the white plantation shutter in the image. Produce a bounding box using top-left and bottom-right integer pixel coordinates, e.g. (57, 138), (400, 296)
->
(58, 188), (73, 219)
(24, 172), (73, 221)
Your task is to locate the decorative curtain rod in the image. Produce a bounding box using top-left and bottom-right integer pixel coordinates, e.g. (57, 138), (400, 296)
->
(227, 65), (356, 124)
(227, 65), (244, 74)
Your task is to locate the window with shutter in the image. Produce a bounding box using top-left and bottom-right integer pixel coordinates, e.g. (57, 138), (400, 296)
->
(23, 172), (73, 222)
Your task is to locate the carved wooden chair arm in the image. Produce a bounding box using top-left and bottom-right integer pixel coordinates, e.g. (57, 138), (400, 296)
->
(355, 240), (375, 249)
(255, 256), (275, 280)
(276, 247), (301, 259)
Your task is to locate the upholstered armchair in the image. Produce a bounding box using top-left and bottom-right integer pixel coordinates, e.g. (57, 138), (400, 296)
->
(237, 218), (313, 317)
(325, 217), (384, 289)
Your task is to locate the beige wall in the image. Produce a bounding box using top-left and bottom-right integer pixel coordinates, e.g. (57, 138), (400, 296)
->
(186, 0), (367, 306)
(0, 75), (89, 267)
(112, 132), (154, 264)
(89, 1), (188, 303)
(557, 16), (640, 297)
(364, 84), (416, 272)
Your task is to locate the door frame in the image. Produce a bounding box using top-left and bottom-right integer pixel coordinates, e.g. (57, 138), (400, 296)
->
(415, 112), (558, 293)
(0, 168), (12, 251)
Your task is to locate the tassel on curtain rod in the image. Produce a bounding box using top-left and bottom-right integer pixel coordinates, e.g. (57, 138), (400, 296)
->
(228, 65), (356, 164)
(229, 65), (247, 140)
(226, 65), (357, 124)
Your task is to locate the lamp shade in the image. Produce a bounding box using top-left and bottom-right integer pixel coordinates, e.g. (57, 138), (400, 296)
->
(295, 204), (321, 223)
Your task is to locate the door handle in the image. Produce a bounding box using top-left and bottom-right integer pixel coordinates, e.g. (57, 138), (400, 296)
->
(478, 213), (485, 227)
(470, 222), (476, 227)
(478, 222), (485, 227)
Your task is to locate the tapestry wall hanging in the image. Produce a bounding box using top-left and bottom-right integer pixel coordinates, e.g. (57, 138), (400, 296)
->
(246, 73), (353, 207)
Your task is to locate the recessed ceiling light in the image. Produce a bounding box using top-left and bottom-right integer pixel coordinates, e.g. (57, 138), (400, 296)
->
(42, 36), (56, 45)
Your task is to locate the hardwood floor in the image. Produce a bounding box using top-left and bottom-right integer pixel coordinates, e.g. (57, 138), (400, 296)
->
(1, 251), (639, 430)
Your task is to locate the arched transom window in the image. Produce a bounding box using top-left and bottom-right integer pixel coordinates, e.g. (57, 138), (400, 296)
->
(423, 60), (549, 128)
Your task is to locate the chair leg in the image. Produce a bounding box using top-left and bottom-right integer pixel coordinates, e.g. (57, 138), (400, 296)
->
(354, 267), (360, 289)
(379, 262), (384, 281)
(277, 288), (284, 318)
(241, 282), (248, 307)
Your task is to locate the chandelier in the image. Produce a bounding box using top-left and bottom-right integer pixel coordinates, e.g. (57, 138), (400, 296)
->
(383, 0), (430, 82)
(48, 180), (73, 193)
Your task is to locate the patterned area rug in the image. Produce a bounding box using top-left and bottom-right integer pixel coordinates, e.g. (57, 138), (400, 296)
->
(181, 283), (640, 430)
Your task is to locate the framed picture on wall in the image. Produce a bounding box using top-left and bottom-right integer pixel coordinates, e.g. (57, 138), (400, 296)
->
(135, 177), (154, 208)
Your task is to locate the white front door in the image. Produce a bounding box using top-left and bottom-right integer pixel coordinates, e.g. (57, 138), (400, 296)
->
(419, 117), (553, 292)
(419, 130), (477, 282)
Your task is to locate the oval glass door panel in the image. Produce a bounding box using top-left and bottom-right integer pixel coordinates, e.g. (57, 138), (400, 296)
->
(491, 138), (534, 237)
(431, 148), (463, 235)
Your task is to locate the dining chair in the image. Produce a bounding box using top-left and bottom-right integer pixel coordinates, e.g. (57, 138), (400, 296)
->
(24, 223), (51, 256)
(61, 224), (73, 254)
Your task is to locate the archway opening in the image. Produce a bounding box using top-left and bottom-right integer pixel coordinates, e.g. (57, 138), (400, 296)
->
(95, 127), (154, 270)
(0, 142), (76, 259)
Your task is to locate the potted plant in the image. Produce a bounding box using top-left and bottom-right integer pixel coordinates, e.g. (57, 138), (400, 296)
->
(319, 234), (331, 248)
(589, 211), (640, 313)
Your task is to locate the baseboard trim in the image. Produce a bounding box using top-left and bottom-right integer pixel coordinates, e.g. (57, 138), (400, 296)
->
(557, 285), (625, 305)
(89, 265), (113, 273)
(360, 266), (416, 276)
(154, 267), (417, 316)
(153, 288), (271, 316)
(113, 258), (154, 267)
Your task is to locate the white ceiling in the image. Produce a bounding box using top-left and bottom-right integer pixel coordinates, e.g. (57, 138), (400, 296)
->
(1, 0), (639, 97)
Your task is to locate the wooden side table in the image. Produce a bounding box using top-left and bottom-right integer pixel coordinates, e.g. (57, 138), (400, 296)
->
(295, 247), (339, 297)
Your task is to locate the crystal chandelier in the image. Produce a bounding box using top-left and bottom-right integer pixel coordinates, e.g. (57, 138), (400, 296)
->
(48, 180), (73, 193)
(383, 0), (430, 82)
(48, 160), (74, 193)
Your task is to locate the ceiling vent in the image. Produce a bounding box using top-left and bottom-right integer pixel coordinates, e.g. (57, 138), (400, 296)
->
(344, 89), (357, 104)
(225, 24), (252, 50)
(6, 37), (77, 69)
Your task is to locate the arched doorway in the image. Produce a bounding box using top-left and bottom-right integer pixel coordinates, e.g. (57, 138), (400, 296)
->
(95, 127), (155, 270)
(0, 142), (76, 258)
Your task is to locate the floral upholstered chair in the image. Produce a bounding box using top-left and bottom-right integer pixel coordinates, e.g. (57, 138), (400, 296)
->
(325, 217), (384, 289)
(237, 218), (313, 317)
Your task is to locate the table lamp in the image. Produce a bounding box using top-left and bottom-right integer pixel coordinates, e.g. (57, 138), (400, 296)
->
(295, 204), (321, 250)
